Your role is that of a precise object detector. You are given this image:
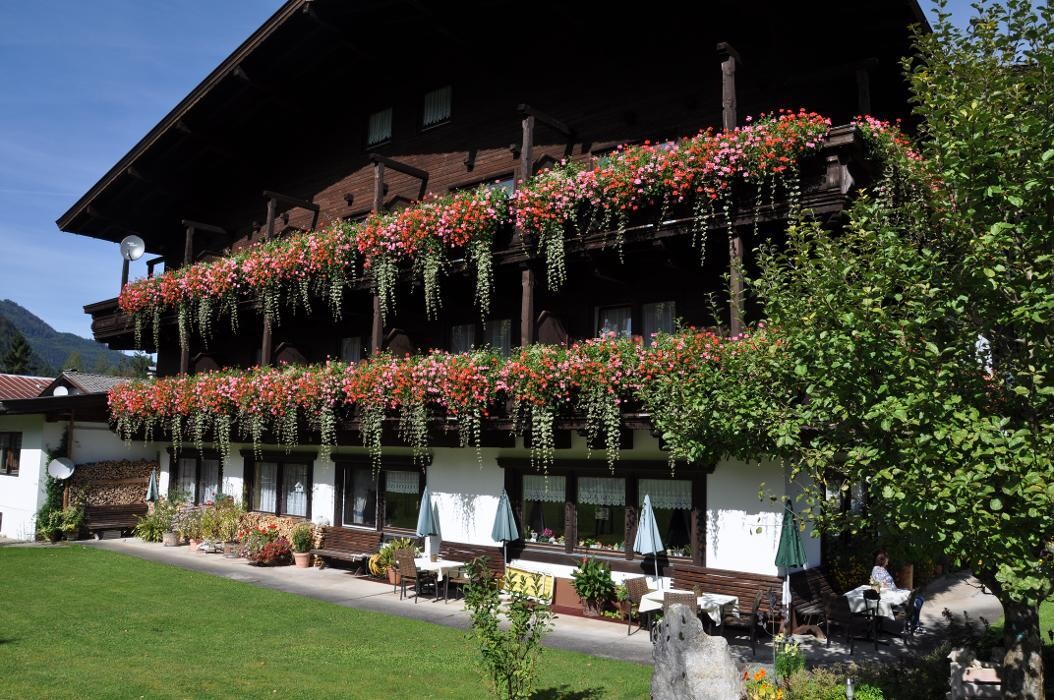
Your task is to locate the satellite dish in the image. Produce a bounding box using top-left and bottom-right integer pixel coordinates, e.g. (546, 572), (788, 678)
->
(47, 457), (75, 480)
(120, 235), (146, 262)
(52, 385), (68, 397)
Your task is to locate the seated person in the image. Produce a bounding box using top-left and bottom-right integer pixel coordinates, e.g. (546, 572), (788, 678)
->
(871, 550), (924, 631)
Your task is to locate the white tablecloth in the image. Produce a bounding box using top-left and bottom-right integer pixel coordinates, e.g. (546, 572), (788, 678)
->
(414, 557), (466, 582)
(844, 585), (910, 620)
(637, 588), (738, 619)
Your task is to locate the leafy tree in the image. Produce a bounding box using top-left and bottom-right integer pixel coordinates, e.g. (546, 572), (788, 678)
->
(2, 332), (33, 375)
(91, 354), (111, 375)
(122, 352), (152, 379)
(644, 2), (1053, 696)
(62, 351), (83, 372)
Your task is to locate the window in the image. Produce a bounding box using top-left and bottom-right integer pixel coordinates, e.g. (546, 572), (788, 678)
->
(597, 305), (632, 338)
(522, 475), (566, 544)
(576, 476), (626, 551)
(643, 301), (675, 345)
(340, 337), (362, 364)
(490, 176), (515, 196)
(171, 455), (221, 504)
(451, 323), (475, 354)
(0, 432), (21, 476)
(422, 85), (452, 128)
(485, 319), (512, 356)
(639, 478), (692, 558)
(367, 107), (393, 146)
(342, 464), (377, 528)
(250, 459), (312, 517)
(383, 470), (420, 530)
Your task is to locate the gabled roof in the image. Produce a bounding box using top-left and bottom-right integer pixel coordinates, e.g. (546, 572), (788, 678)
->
(0, 374), (54, 400)
(40, 370), (131, 397)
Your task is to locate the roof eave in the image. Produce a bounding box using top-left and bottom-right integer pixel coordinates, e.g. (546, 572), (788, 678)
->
(55, 0), (307, 234)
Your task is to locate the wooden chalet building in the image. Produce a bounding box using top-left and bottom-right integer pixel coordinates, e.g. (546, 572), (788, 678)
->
(58, 1), (926, 611)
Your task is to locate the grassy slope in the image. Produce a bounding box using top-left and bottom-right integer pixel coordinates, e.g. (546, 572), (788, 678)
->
(0, 546), (650, 699)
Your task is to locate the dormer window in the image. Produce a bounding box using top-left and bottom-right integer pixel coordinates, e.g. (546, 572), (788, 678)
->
(422, 85), (452, 128)
(367, 107), (392, 146)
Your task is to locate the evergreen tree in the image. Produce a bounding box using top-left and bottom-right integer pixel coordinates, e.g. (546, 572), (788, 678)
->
(2, 333), (32, 375)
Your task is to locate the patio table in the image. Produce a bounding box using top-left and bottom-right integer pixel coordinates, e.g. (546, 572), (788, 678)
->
(844, 585), (910, 620)
(413, 557), (466, 582)
(637, 588), (738, 621)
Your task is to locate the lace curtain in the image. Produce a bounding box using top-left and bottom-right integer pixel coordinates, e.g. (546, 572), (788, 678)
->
(282, 463), (308, 517)
(523, 475), (566, 503)
(385, 470), (419, 495)
(639, 478), (692, 510)
(577, 477), (626, 506)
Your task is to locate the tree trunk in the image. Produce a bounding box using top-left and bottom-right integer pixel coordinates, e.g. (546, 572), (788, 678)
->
(1001, 599), (1045, 699)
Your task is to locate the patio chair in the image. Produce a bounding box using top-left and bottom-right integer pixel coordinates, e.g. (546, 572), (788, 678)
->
(624, 576), (650, 636)
(444, 566), (471, 603)
(824, 591), (878, 652)
(719, 589), (765, 657)
(394, 549), (437, 603)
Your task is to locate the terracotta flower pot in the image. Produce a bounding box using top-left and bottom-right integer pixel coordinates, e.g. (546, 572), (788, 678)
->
(387, 567), (401, 586)
(189, 538), (202, 552)
(293, 552), (312, 569)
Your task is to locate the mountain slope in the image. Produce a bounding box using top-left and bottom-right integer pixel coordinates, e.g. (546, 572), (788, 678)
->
(0, 299), (129, 374)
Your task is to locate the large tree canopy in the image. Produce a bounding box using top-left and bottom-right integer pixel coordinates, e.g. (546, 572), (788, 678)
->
(644, 2), (1053, 696)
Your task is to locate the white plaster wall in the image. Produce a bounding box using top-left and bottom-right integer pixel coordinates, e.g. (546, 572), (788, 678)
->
(71, 423), (158, 464)
(0, 415), (47, 540)
(312, 457), (335, 526)
(427, 447), (506, 546)
(706, 458), (787, 576)
(220, 451), (245, 502)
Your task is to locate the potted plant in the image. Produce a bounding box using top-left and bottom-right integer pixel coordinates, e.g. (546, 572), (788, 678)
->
(61, 504), (85, 540)
(291, 523), (314, 568)
(40, 509), (65, 543)
(571, 557), (616, 617)
(176, 507), (204, 551)
(214, 496), (244, 558)
(374, 537), (414, 584)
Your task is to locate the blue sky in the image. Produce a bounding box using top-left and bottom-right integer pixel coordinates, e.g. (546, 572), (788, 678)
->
(0, 1), (975, 338)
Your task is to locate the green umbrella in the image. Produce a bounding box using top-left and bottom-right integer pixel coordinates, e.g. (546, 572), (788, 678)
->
(491, 489), (519, 564)
(145, 468), (158, 503)
(416, 485), (439, 537)
(775, 502), (808, 619)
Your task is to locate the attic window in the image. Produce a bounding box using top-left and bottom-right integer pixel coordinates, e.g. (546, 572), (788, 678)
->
(367, 107), (393, 146)
(422, 85), (452, 128)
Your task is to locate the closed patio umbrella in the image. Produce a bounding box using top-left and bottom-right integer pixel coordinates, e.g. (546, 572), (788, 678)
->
(775, 502), (808, 630)
(634, 494), (664, 589)
(416, 485), (439, 538)
(145, 468), (158, 503)
(491, 489), (519, 564)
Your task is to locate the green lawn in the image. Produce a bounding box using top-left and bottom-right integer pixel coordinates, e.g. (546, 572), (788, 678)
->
(0, 546), (650, 699)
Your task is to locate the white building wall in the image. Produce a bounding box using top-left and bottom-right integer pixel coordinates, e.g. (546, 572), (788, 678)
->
(0, 417), (157, 541)
(706, 458), (787, 576)
(427, 447), (506, 546)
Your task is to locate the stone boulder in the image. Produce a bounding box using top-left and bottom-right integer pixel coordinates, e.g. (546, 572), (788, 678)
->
(652, 603), (744, 700)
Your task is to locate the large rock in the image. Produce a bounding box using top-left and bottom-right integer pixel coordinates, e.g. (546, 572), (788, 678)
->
(652, 603), (744, 700)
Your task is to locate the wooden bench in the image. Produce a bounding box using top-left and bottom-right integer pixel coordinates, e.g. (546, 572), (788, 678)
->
(439, 542), (506, 576)
(85, 503), (148, 537)
(311, 526), (382, 570)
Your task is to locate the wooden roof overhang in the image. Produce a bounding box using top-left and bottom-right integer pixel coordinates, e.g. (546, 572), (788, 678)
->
(0, 393), (111, 423)
(57, 0), (927, 260)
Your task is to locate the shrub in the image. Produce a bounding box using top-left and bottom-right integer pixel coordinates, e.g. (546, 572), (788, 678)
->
(784, 668), (844, 700)
(570, 557), (615, 607)
(290, 523), (313, 553)
(242, 524), (280, 560)
(252, 536), (292, 566)
(133, 498), (179, 542)
(773, 636), (805, 681)
(855, 685), (885, 700)
(463, 557), (553, 699)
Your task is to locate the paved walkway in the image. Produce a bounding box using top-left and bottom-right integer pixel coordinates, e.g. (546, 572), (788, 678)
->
(80, 538), (1003, 669)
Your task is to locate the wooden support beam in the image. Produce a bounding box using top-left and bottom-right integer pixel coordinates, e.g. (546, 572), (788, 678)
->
(520, 266), (535, 346)
(516, 104), (574, 139)
(718, 42), (745, 336)
(367, 154), (429, 199)
(146, 257), (164, 278)
(519, 114), (535, 182)
(371, 161), (386, 354)
(856, 64), (873, 115)
(262, 190), (321, 231)
(183, 225), (194, 267)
